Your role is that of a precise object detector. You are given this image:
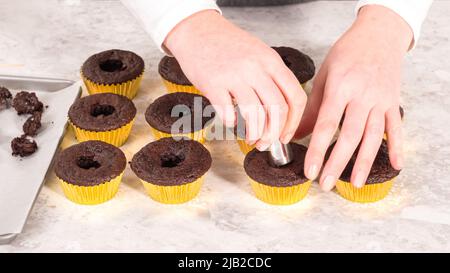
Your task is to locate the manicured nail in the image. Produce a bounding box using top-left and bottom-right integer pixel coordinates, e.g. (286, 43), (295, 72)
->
(321, 175), (335, 191)
(281, 132), (294, 144)
(307, 164), (319, 180)
(353, 171), (366, 188)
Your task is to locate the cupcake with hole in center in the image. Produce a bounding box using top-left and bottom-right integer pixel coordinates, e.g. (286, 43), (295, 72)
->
(330, 139), (400, 203)
(81, 49), (144, 99)
(244, 143), (311, 205)
(130, 138), (212, 204)
(272, 46), (315, 89)
(158, 56), (201, 94)
(145, 92), (214, 143)
(68, 93), (136, 147)
(54, 140), (126, 205)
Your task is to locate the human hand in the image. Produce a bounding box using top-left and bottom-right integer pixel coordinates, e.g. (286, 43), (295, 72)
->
(295, 5), (413, 190)
(164, 10), (306, 150)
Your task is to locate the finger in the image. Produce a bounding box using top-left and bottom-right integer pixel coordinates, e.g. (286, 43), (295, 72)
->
(295, 62), (328, 139)
(271, 66), (307, 144)
(252, 75), (289, 151)
(205, 90), (236, 128)
(230, 87), (266, 145)
(350, 107), (385, 188)
(385, 106), (404, 170)
(319, 102), (370, 191)
(304, 79), (346, 181)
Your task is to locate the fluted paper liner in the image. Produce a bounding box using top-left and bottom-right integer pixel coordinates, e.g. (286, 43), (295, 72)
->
(141, 176), (205, 204)
(236, 138), (256, 154)
(162, 79), (202, 95)
(336, 179), (394, 203)
(249, 178), (312, 205)
(82, 72), (143, 99)
(58, 172), (123, 205)
(70, 118), (134, 147)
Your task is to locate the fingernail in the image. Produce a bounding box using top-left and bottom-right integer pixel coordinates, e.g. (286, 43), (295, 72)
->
(307, 164), (319, 180)
(353, 171), (366, 188)
(321, 175), (335, 191)
(257, 142), (270, 151)
(281, 132), (294, 144)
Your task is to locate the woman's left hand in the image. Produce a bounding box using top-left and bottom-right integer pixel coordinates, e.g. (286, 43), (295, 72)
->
(296, 5), (413, 190)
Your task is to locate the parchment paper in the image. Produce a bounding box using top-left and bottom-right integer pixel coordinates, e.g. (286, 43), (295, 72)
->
(0, 82), (80, 236)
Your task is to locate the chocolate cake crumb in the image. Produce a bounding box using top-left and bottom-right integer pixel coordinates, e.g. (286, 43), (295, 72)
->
(11, 135), (38, 157)
(13, 91), (44, 115)
(23, 111), (42, 136)
(0, 86), (12, 110)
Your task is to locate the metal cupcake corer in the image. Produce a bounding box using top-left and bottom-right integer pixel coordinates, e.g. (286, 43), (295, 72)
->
(267, 140), (293, 167)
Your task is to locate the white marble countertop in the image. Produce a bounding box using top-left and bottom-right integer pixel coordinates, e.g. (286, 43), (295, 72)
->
(1, 0), (450, 252)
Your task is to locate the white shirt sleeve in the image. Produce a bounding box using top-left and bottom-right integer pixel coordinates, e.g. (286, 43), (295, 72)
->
(356, 0), (433, 49)
(121, 0), (221, 54)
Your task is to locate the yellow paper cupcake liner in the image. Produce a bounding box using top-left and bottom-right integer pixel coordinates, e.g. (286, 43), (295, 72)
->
(141, 176), (205, 204)
(335, 179), (394, 203)
(249, 178), (312, 205)
(70, 118), (135, 147)
(82, 72), (143, 99)
(162, 79), (202, 95)
(236, 138), (256, 154)
(150, 126), (206, 144)
(58, 173), (123, 205)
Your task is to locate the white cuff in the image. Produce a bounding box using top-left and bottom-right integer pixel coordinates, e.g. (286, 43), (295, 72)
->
(356, 0), (432, 49)
(122, 0), (221, 54)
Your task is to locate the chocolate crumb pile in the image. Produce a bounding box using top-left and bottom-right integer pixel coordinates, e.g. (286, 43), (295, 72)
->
(0, 87), (46, 158)
(11, 135), (38, 157)
(0, 86), (12, 110)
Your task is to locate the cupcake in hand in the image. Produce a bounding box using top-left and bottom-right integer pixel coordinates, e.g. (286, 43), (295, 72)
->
(54, 140), (126, 205)
(130, 138), (212, 204)
(81, 49), (144, 99)
(244, 143), (312, 205)
(158, 56), (201, 95)
(68, 93), (136, 147)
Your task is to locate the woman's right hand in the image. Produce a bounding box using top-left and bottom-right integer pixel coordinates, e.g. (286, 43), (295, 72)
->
(164, 10), (306, 150)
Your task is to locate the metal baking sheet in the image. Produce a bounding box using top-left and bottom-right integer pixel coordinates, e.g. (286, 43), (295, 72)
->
(0, 75), (81, 244)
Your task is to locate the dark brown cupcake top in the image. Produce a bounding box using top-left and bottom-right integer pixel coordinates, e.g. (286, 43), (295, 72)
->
(272, 46), (315, 84)
(68, 93), (136, 132)
(158, 56), (192, 86)
(54, 140), (126, 186)
(130, 138), (212, 186)
(145, 92), (214, 134)
(327, 140), (400, 184)
(81, 49), (144, 85)
(244, 143), (309, 187)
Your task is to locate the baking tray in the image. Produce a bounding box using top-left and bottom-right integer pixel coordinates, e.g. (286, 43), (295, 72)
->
(0, 75), (81, 244)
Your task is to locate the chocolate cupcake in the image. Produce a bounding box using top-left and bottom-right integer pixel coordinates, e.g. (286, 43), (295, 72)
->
(272, 46), (315, 86)
(330, 139), (400, 203)
(81, 49), (144, 99)
(145, 92), (214, 143)
(68, 93), (136, 147)
(244, 143), (311, 205)
(158, 56), (201, 94)
(130, 138), (212, 204)
(54, 140), (126, 205)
